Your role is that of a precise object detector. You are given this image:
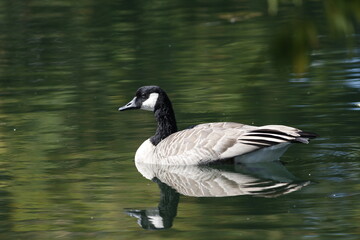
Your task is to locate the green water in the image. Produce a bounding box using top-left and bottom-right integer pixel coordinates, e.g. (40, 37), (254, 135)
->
(0, 0), (359, 239)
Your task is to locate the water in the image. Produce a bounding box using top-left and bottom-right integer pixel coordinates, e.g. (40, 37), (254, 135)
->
(0, 0), (359, 239)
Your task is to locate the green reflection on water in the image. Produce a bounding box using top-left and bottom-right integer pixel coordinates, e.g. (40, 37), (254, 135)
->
(0, 0), (359, 239)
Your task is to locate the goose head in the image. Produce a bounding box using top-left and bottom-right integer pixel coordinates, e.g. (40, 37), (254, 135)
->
(119, 86), (178, 144)
(119, 86), (167, 112)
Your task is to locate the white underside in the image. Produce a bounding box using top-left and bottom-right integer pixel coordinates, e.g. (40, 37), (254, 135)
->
(234, 142), (291, 163)
(134, 138), (291, 165)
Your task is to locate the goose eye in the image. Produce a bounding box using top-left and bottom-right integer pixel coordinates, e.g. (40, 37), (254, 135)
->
(141, 94), (147, 99)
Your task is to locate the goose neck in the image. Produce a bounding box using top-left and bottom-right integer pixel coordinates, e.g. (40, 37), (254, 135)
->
(151, 106), (177, 146)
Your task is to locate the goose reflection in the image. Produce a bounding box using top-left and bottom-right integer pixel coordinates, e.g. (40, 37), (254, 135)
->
(125, 155), (310, 230)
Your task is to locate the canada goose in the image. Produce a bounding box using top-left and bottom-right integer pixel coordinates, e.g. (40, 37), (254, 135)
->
(119, 86), (317, 165)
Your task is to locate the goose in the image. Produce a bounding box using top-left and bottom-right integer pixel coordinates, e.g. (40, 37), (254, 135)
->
(119, 86), (317, 165)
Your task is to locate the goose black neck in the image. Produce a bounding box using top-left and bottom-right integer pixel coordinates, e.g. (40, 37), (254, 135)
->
(150, 99), (177, 146)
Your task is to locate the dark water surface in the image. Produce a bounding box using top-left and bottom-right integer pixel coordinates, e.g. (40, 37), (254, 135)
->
(0, 1), (359, 239)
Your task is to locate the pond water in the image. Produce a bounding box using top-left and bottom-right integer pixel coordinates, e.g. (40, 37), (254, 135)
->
(0, 0), (359, 239)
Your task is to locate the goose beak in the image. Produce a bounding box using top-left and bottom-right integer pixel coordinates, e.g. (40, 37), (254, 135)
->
(119, 97), (138, 111)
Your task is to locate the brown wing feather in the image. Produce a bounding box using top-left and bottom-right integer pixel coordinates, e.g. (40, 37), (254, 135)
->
(153, 122), (313, 164)
(154, 123), (255, 164)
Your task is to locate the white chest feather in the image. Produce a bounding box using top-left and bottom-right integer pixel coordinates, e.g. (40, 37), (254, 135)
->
(135, 139), (156, 163)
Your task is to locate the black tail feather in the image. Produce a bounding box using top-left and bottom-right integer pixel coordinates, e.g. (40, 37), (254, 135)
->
(299, 131), (318, 139)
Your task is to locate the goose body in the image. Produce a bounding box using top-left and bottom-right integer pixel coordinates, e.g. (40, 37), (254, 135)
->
(119, 86), (317, 165)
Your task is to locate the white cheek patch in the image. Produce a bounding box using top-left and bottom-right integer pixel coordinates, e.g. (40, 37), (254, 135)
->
(141, 93), (159, 111)
(148, 215), (164, 229)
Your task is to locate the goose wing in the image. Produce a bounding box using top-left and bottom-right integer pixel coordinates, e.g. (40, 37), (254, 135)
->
(155, 122), (314, 165)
